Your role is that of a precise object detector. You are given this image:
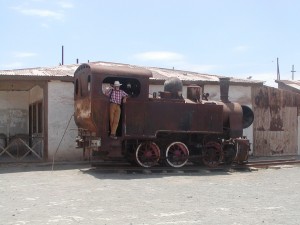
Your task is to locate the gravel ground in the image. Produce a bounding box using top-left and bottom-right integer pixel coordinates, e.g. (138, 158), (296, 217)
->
(0, 163), (300, 225)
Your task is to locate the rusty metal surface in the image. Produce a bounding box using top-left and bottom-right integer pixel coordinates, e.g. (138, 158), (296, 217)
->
(124, 99), (224, 137)
(74, 64), (253, 167)
(74, 63), (152, 134)
(74, 98), (96, 132)
(252, 86), (298, 156)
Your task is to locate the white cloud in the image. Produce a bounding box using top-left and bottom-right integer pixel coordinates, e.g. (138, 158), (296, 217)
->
(58, 1), (74, 8)
(13, 52), (37, 58)
(13, 7), (64, 20)
(134, 51), (185, 61)
(11, 0), (75, 21)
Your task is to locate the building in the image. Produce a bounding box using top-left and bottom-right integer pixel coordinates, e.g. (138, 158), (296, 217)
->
(0, 65), (79, 162)
(276, 80), (300, 94)
(252, 83), (300, 156)
(2, 61), (296, 162)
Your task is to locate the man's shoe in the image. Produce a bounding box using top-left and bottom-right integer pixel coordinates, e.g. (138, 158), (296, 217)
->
(110, 135), (117, 140)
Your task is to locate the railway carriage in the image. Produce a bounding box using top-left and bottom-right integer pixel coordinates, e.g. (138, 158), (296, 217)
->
(74, 63), (254, 168)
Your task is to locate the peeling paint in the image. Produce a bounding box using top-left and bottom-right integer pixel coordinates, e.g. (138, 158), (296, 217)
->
(253, 86), (298, 156)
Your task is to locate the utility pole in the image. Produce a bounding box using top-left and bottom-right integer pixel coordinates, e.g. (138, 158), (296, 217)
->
(291, 65), (296, 80)
(277, 58), (280, 80)
(62, 45), (64, 65)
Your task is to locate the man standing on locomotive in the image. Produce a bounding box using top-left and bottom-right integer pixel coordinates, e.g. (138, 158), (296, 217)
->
(105, 81), (128, 139)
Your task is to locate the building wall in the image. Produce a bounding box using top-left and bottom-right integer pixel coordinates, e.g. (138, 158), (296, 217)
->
(0, 85), (43, 137)
(0, 91), (29, 136)
(252, 86), (299, 156)
(29, 85), (43, 103)
(298, 116), (300, 155)
(47, 81), (82, 161)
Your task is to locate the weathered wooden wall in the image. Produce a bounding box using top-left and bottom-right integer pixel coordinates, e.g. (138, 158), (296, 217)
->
(252, 86), (300, 156)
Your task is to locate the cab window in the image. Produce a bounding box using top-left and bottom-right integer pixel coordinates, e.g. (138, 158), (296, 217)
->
(102, 77), (141, 97)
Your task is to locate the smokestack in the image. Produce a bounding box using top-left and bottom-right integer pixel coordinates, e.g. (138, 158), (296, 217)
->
(219, 77), (230, 102)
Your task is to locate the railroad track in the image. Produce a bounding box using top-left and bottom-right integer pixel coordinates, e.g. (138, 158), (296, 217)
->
(89, 158), (300, 174)
(245, 158), (300, 168)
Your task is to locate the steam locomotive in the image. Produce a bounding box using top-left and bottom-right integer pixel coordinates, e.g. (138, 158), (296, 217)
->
(74, 63), (254, 168)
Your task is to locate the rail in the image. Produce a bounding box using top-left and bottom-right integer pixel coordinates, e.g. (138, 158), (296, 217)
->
(88, 158), (300, 174)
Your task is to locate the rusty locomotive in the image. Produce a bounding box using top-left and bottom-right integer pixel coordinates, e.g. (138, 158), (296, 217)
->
(74, 63), (254, 168)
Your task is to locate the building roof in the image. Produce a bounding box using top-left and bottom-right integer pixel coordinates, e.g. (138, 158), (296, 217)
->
(0, 65), (74, 81)
(276, 80), (300, 90)
(0, 61), (264, 85)
(276, 80), (300, 94)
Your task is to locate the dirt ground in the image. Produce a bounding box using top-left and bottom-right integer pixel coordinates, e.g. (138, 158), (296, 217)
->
(0, 163), (300, 225)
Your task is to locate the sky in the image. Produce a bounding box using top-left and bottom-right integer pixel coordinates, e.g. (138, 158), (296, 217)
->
(1, 0), (300, 87)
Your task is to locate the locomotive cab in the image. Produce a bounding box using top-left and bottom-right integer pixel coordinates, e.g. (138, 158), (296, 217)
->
(74, 63), (152, 157)
(101, 77), (143, 137)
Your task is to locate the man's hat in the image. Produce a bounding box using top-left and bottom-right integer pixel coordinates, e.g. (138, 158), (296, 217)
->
(113, 81), (122, 86)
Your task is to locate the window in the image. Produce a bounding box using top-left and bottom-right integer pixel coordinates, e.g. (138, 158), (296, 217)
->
(33, 104), (37, 133)
(102, 77), (141, 97)
(75, 79), (79, 95)
(29, 102), (43, 135)
(37, 102), (43, 133)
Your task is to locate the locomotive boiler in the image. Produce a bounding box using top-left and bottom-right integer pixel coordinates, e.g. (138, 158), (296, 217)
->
(74, 63), (254, 168)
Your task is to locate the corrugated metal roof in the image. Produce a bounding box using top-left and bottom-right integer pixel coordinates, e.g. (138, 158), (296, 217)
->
(0, 61), (263, 85)
(0, 65), (75, 77)
(276, 80), (300, 90)
(148, 67), (219, 82)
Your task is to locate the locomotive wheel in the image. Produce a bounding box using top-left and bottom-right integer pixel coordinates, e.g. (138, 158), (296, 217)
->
(165, 142), (189, 168)
(135, 142), (160, 168)
(202, 142), (224, 168)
